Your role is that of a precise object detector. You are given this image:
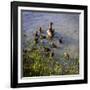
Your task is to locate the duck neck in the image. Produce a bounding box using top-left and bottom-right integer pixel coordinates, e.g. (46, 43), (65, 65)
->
(49, 24), (53, 30)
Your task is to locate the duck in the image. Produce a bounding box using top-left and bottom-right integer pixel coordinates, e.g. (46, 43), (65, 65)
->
(47, 22), (54, 38)
(33, 31), (39, 44)
(64, 52), (70, 60)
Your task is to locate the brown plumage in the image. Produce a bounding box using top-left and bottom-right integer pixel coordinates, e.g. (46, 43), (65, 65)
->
(64, 52), (70, 60)
(47, 22), (54, 38)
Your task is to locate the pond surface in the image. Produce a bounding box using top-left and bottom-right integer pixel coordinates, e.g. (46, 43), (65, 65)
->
(21, 10), (79, 59)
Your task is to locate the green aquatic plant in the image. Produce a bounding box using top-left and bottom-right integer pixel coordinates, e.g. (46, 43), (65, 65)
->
(23, 48), (63, 77)
(23, 37), (79, 77)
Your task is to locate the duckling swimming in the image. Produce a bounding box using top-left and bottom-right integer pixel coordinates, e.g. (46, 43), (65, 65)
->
(59, 37), (63, 44)
(33, 31), (39, 44)
(39, 27), (43, 34)
(34, 31), (39, 37)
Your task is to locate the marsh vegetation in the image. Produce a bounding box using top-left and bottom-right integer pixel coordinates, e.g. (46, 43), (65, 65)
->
(23, 22), (79, 77)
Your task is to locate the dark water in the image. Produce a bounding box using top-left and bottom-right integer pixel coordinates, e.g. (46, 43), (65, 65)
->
(21, 10), (79, 59)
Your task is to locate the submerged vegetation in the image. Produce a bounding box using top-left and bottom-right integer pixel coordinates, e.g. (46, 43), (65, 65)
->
(23, 22), (79, 77)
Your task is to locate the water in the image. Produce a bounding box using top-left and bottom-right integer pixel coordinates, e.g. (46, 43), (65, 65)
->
(21, 10), (79, 59)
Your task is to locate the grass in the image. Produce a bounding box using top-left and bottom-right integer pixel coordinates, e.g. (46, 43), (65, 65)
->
(23, 41), (79, 77)
(23, 47), (63, 77)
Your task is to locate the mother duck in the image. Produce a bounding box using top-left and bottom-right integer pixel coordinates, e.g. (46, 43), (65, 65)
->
(47, 22), (54, 38)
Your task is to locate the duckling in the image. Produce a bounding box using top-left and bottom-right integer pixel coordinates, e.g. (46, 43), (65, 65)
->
(33, 31), (39, 44)
(39, 27), (43, 34)
(59, 37), (63, 44)
(47, 22), (54, 38)
(34, 31), (39, 37)
(64, 52), (70, 60)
